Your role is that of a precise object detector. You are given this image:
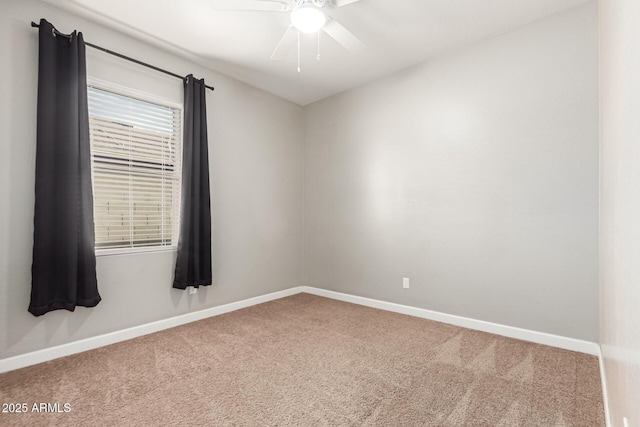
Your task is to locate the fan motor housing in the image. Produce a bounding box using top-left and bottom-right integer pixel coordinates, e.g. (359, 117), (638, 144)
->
(293, 0), (331, 9)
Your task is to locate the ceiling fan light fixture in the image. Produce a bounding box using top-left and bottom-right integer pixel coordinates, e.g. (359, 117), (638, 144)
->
(290, 6), (327, 34)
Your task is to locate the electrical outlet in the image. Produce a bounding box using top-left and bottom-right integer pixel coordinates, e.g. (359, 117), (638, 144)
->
(623, 417), (630, 427)
(189, 287), (197, 295)
(403, 277), (410, 289)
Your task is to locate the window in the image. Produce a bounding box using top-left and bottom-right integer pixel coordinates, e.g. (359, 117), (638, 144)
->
(87, 84), (182, 252)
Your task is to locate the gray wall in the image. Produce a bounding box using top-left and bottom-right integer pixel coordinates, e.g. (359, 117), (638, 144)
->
(600, 0), (640, 425)
(304, 3), (599, 341)
(0, 0), (304, 359)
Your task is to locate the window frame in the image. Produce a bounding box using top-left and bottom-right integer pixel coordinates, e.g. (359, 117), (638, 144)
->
(87, 78), (184, 257)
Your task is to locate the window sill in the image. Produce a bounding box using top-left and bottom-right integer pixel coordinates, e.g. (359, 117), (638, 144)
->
(95, 246), (178, 258)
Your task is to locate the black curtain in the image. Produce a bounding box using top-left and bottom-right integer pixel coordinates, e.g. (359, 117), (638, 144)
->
(29, 19), (101, 316)
(173, 75), (212, 289)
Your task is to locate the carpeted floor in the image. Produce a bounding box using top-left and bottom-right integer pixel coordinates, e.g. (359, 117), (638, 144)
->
(0, 293), (605, 426)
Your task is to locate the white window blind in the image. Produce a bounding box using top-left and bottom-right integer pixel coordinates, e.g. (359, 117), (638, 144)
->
(87, 85), (182, 251)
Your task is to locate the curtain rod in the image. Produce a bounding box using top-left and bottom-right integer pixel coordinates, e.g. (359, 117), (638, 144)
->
(30, 21), (214, 92)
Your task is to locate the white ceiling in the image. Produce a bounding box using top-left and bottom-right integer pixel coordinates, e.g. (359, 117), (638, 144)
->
(45, 0), (591, 105)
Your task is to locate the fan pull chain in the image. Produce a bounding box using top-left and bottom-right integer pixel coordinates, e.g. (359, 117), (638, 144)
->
(317, 32), (321, 60)
(297, 30), (301, 73)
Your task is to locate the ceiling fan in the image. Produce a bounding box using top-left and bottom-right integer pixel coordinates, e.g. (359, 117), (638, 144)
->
(211, 0), (365, 68)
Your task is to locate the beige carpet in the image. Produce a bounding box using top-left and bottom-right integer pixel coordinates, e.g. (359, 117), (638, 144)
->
(0, 293), (604, 426)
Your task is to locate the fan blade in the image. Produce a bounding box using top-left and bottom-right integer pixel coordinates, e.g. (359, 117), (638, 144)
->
(271, 26), (297, 61)
(322, 19), (365, 55)
(211, 0), (290, 12)
(333, 0), (361, 7)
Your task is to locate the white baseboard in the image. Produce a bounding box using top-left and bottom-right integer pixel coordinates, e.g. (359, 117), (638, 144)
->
(0, 286), (305, 374)
(300, 286), (600, 355)
(1, 285), (600, 374)
(598, 347), (613, 427)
